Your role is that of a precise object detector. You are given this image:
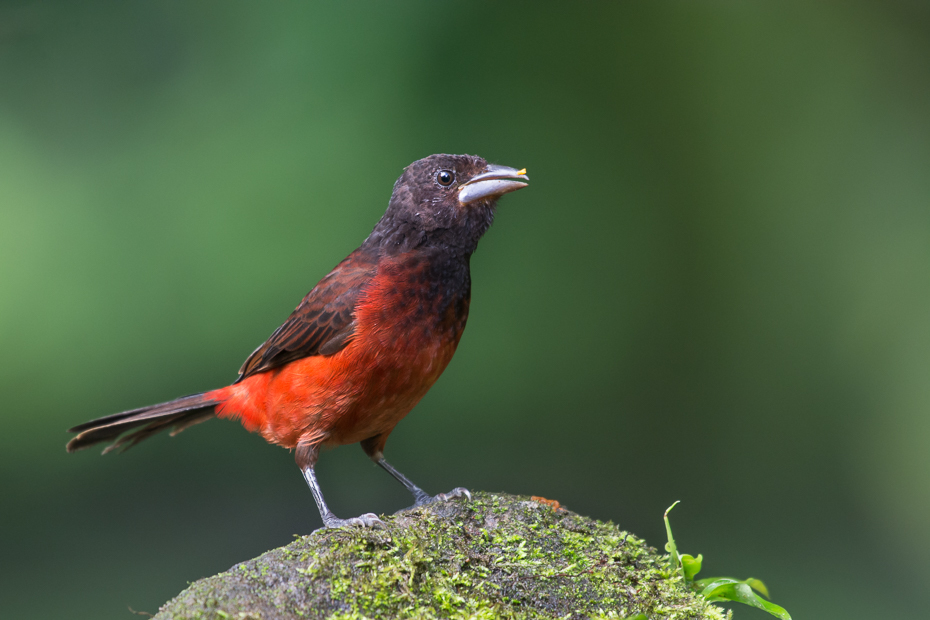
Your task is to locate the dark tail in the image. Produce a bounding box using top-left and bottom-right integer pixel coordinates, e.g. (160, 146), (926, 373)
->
(66, 393), (218, 454)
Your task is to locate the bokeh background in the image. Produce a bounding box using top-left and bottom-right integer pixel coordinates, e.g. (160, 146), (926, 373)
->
(2, 1), (929, 618)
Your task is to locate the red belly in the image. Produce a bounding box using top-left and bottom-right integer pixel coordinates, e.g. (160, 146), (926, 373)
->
(209, 262), (465, 450)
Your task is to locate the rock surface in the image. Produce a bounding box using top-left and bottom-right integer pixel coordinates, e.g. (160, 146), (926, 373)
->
(154, 492), (726, 619)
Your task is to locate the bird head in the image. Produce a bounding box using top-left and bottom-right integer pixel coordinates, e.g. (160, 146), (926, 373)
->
(369, 154), (529, 255)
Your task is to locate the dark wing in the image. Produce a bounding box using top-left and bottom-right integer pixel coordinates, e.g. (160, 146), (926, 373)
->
(237, 248), (378, 380)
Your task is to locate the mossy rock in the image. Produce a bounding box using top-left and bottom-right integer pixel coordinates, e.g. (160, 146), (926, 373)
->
(155, 492), (728, 620)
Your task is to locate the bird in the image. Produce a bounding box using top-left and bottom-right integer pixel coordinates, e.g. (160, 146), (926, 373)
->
(66, 154), (529, 528)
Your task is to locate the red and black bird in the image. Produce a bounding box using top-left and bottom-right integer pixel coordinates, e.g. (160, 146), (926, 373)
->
(67, 154), (529, 528)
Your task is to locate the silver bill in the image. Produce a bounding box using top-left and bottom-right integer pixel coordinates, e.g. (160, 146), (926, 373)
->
(459, 165), (529, 205)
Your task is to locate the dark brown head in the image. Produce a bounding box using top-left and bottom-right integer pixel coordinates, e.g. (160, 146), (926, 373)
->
(366, 154), (529, 256)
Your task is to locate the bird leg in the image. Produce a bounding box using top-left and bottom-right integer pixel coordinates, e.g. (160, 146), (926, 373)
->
(296, 441), (384, 529)
(359, 437), (471, 509)
(375, 457), (471, 508)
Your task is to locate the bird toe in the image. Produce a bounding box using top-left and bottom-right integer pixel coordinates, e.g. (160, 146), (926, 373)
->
(436, 487), (472, 502)
(322, 512), (385, 529)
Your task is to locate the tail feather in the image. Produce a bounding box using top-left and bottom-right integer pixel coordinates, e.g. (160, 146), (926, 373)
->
(66, 393), (218, 454)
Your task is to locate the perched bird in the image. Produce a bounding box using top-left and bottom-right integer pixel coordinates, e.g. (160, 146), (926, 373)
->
(67, 154), (529, 528)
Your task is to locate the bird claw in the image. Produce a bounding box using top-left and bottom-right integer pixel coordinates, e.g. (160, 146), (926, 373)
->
(323, 512), (385, 529)
(408, 487), (472, 509)
(436, 487), (472, 502)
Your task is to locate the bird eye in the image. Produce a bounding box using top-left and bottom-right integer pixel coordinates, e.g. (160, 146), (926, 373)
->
(437, 170), (455, 186)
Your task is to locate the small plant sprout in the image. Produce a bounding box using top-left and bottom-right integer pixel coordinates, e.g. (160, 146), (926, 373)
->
(663, 502), (792, 620)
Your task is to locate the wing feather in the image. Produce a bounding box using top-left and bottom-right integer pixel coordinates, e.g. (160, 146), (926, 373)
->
(237, 248), (377, 380)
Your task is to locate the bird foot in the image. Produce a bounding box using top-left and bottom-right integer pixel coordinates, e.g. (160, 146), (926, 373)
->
(322, 512), (385, 529)
(410, 487), (472, 508)
(436, 487), (472, 502)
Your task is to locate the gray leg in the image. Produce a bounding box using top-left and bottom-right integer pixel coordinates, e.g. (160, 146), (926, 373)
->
(297, 441), (383, 529)
(359, 435), (472, 510)
(376, 456), (472, 509)
(376, 457), (433, 505)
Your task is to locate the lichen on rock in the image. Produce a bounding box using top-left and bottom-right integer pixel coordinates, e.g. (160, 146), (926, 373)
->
(154, 492), (728, 620)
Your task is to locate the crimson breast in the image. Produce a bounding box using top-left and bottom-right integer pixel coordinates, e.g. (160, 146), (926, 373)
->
(215, 250), (472, 451)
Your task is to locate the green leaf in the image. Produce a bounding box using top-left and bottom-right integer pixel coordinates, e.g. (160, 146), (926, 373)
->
(659, 505), (790, 619)
(698, 578), (791, 620)
(622, 615), (648, 620)
(680, 553), (702, 582)
(694, 576), (725, 590)
(745, 577), (770, 598)
(663, 501), (681, 574)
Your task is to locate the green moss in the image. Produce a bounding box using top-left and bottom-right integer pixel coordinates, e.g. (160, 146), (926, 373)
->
(154, 493), (728, 620)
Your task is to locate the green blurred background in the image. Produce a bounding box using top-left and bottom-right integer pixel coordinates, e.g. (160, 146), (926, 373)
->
(2, 1), (929, 618)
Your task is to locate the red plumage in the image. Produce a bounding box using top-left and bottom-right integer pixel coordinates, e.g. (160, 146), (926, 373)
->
(67, 154), (528, 528)
(209, 251), (466, 453)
